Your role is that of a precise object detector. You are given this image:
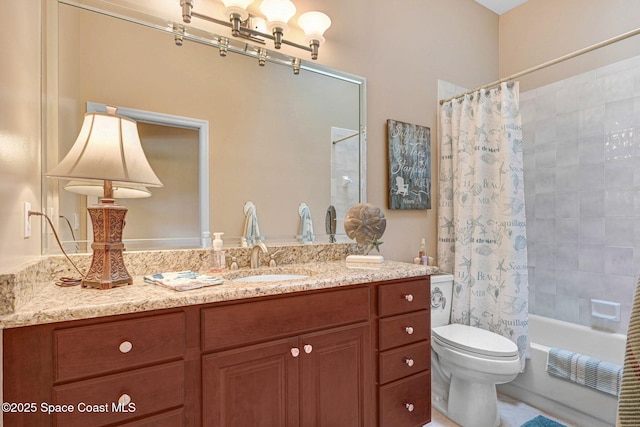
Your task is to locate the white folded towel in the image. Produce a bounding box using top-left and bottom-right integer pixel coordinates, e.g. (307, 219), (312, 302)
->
(144, 271), (224, 291)
(345, 255), (384, 269)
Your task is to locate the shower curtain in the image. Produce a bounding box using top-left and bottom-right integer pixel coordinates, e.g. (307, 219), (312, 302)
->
(617, 274), (640, 426)
(438, 82), (529, 369)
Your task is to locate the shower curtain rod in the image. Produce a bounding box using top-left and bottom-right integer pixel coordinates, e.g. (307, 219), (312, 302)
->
(439, 25), (640, 105)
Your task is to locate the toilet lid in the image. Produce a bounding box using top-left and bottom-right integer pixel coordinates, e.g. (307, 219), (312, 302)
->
(432, 324), (519, 358)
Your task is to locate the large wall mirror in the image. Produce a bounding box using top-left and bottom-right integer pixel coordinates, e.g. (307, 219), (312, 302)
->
(44, 0), (366, 253)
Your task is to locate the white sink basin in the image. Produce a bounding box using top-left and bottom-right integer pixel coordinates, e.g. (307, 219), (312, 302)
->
(232, 274), (310, 283)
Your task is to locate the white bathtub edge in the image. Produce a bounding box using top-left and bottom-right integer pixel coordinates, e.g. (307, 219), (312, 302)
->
(497, 316), (623, 427)
(498, 382), (613, 427)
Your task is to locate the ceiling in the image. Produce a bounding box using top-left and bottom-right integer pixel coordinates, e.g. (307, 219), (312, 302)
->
(475, 0), (528, 15)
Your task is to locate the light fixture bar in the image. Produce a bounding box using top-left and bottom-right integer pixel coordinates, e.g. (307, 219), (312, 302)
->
(172, 24), (294, 68)
(190, 11), (266, 45)
(190, 11), (312, 53)
(60, 0), (320, 74)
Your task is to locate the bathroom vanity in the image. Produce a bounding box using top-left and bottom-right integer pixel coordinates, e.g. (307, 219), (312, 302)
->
(1, 255), (434, 426)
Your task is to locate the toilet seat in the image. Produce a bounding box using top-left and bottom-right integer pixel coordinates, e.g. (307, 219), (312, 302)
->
(432, 323), (518, 359)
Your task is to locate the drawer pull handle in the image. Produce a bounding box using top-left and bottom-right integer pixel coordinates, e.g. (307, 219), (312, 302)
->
(118, 394), (131, 405)
(304, 344), (313, 354)
(404, 357), (415, 367)
(405, 326), (414, 335)
(404, 294), (414, 302)
(119, 341), (133, 354)
(291, 348), (300, 358)
(405, 402), (415, 412)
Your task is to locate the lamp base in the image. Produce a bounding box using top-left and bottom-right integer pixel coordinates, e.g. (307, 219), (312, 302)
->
(83, 199), (133, 290)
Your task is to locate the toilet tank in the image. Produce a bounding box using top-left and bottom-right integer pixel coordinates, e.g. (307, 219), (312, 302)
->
(430, 273), (454, 327)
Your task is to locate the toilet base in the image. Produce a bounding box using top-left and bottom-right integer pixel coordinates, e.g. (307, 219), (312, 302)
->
(447, 375), (499, 427)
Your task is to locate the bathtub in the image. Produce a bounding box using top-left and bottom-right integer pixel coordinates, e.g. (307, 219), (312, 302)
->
(497, 314), (627, 427)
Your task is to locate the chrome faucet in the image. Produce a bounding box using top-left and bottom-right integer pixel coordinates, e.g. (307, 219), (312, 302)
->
(250, 242), (269, 269)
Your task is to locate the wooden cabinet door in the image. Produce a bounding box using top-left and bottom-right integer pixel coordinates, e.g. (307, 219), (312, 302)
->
(299, 323), (371, 427)
(202, 337), (300, 427)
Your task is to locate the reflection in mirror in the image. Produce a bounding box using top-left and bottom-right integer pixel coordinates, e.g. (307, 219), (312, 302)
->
(45, 1), (366, 254)
(297, 202), (315, 244)
(84, 102), (209, 251)
(242, 201), (263, 247)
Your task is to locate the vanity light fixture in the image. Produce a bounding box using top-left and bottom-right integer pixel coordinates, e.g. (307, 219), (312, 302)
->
(260, 0), (296, 49)
(46, 107), (163, 289)
(173, 23), (185, 46)
(220, 0), (253, 36)
(297, 11), (332, 60)
(219, 36), (230, 56)
(258, 48), (268, 66)
(179, 0), (331, 61)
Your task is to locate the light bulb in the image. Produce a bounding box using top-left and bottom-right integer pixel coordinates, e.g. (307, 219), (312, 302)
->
(260, 0), (296, 28)
(220, 0), (253, 21)
(298, 11), (331, 59)
(298, 11), (331, 44)
(260, 0), (296, 49)
(221, 0), (254, 9)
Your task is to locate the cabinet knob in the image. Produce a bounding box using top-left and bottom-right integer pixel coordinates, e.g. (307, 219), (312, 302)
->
(119, 341), (133, 354)
(404, 294), (414, 302)
(405, 402), (415, 412)
(118, 394), (131, 405)
(291, 348), (300, 358)
(405, 326), (414, 335)
(404, 357), (414, 367)
(304, 344), (313, 354)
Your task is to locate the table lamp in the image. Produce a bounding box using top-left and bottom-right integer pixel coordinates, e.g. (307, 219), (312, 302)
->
(64, 180), (152, 199)
(46, 107), (163, 289)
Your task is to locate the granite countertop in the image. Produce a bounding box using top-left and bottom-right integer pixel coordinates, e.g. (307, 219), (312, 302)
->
(0, 260), (437, 329)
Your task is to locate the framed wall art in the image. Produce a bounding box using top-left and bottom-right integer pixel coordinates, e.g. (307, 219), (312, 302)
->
(387, 119), (431, 210)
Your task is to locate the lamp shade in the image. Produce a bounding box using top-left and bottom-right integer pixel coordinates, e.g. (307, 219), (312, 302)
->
(298, 11), (331, 44)
(260, 0), (296, 29)
(220, 0), (253, 8)
(221, 0), (253, 20)
(46, 112), (163, 188)
(64, 180), (152, 199)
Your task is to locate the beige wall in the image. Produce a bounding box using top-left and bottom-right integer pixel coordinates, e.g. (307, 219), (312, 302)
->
(500, 0), (640, 91)
(0, 1), (43, 271)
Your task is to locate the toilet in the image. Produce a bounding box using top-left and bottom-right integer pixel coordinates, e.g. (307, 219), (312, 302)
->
(430, 273), (521, 427)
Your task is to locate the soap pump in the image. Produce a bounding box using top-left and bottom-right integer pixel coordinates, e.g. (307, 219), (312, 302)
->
(210, 232), (226, 272)
(419, 238), (428, 266)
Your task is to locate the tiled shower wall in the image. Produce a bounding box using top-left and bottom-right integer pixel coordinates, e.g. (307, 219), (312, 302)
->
(331, 127), (361, 235)
(521, 54), (640, 334)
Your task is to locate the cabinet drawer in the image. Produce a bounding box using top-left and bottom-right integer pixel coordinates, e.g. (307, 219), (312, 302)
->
(379, 341), (430, 384)
(117, 408), (184, 426)
(378, 279), (429, 317)
(202, 286), (369, 351)
(52, 361), (184, 426)
(54, 312), (185, 382)
(379, 372), (430, 427)
(378, 310), (429, 351)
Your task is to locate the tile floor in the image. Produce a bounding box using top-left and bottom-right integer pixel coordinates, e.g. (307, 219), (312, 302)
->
(426, 393), (576, 427)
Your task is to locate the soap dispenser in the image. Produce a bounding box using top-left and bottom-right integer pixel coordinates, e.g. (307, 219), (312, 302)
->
(419, 238), (428, 265)
(210, 232), (226, 273)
